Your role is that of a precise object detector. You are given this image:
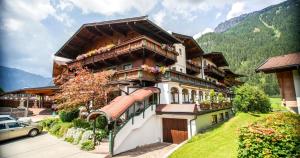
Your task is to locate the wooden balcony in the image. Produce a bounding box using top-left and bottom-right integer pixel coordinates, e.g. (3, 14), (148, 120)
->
(68, 36), (178, 68)
(204, 65), (225, 79)
(163, 70), (229, 93)
(111, 68), (157, 83)
(186, 61), (201, 74)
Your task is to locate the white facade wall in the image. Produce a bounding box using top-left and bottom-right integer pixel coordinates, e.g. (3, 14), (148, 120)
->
(195, 109), (233, 133)
(292, 70), (300, 114)
(114, 105), (161, 155)
(171, 44), (186, 73)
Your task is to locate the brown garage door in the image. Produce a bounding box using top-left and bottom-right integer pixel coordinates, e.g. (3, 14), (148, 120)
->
(162, 118), (188, 144)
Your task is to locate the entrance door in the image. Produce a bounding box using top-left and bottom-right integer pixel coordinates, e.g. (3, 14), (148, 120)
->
(162, 118), (188, 144)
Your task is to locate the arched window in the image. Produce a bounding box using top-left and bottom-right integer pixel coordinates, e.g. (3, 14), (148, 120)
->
(199, 91), (203, 102)
(171, 87), (179, 104)
(191, 90), (196, 103)
(182, 89), (189, 103)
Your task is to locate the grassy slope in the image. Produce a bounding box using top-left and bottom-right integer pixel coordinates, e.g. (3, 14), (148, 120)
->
(169, 98), (284, 158)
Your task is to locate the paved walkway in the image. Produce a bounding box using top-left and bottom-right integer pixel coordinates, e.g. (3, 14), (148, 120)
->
(0, 133), (108, 158)
(115, 143), (177, 158)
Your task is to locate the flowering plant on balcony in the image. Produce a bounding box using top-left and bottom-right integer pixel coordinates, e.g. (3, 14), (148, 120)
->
(141, 64), (168, 74)
(76, 44), (115, 60)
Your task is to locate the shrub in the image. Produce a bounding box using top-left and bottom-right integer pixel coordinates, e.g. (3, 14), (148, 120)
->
(217, 93), (225, 103)
(57, 122), (73, 137)
(59, 109), (79, 122)
(64, 137), (74, 143)
(49, 123), (62, 136)
(238, 113), (300, 158)
(95, 116), (107, 129)
(95, 129), (108, 142)
(39, 118), (60, 130)
(233, 84), (271, 113)
(80, 140), (95, 151)
(73, 118), (91, 129)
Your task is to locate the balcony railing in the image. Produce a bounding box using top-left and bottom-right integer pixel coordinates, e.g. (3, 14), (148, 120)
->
(199, 102), (232, 111)
(186, 61), (201, 74)
(204, 65), (225, 79)
(163, 70), (229, 93)
(111, 68), (157, 82)
(68, 36), (178, 68)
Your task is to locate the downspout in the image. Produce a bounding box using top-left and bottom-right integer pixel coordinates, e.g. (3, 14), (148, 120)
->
(189, 114), (198, 137)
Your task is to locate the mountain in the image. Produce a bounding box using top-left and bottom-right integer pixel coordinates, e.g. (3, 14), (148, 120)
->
(196, 0), (300, 95)
(0, 66), (52, 92)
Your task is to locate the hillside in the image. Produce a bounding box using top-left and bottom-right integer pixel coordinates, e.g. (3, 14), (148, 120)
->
(197, 0), (300, 95)
(0, 66), (52, 92)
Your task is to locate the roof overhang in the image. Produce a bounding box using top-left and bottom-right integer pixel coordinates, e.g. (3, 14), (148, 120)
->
(55, 16), (181, 59)
(203, 52), (229, 67)
(2, 86), (60, 96)
(172, 32), (204, 59)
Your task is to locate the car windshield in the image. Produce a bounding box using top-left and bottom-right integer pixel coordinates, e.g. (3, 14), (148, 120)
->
(0, 117), (14, 121)
(7, 122), (22, 128)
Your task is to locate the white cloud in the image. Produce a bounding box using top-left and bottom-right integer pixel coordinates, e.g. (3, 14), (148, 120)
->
(2, 18), (23, 31)
(153, 11), (166, 27)
(68, 0), (158, 15)
(193, 27), (213, 39)
(226, 2), (245, 20)
(216, 12), (222, 19)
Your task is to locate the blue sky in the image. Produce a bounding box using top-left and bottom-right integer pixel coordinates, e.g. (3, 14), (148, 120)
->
(0, 0), (284, 77)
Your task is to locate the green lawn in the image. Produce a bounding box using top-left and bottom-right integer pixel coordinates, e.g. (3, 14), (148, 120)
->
(169, 112), (271, 158)
(169, 98), (287, 158)
(270, 97), (288, 111)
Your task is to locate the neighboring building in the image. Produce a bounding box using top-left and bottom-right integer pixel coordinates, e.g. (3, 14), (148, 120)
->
(256, 52), (300, 114)
(53, 16), (243, 155)
(0, 86), (59, 109)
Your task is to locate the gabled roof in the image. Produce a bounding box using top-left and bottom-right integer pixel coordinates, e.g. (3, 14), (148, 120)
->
(256, 52), (300, 73)
(172, 32), (204, 59)
(223, 68), (245, 78)
(55, 16), (181, 59)
(203, 52), (229, 67)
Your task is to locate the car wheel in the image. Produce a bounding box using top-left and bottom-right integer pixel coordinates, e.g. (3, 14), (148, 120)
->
(29, 129), (39, 137)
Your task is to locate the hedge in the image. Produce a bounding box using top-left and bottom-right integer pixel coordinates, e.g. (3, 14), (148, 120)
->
(238, 113), (300, 158)
(59, 109), (79, 122)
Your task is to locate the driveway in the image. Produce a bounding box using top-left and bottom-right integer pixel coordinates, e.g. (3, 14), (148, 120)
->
(115, 143), (177, 158)
(0, 133), (108, 158)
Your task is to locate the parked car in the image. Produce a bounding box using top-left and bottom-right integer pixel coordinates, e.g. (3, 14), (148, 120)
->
(0, 120), (43, 141)
(0, 115), (32, 124)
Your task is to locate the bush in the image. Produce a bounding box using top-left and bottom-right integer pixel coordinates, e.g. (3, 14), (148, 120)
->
(64, 137), (74, 143)
(73, 118), (91, 129)
(238, 113), (300, 158)
(39, 118), (60, 130)
(95, 116), (107, 129)
(49, 123), (62, 136)
(95, 129), (108, 142)
(59, 109), (79, 122)
(80, 140), (95, 151)
(233, 84), (271, 113)
(57, 122), (73, 137)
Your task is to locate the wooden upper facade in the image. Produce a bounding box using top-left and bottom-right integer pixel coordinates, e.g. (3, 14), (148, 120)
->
(53, 16), (243, 92)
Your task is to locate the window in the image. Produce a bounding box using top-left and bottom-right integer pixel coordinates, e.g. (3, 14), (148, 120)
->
(204, 60), (207, 66)
(180, 68), (183, 72)
(199, 91), (203, 102)
(212, 115), (218, 124)
(171, 87), (179, 104)
(225, 112), (229, 119)
(219, 113), (224, 121)
(123, 63), (132, 70)
(172, 67), (176, 71)
(179, 48), (182, 55)
(7, 122), (21, 128)
(0, 123), (6, 130)
(182, 89), (189, 103)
